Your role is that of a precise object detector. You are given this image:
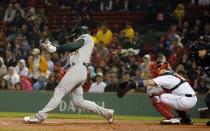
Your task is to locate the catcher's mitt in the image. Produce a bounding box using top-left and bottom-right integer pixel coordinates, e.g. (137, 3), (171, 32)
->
(117, 80), (136, 98)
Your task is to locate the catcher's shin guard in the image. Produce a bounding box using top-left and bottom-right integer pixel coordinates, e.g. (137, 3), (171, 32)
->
(151, 96), (175, 119)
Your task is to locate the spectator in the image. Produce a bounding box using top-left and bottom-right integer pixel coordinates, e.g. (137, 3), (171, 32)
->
(194, 67), (209, 94)
(3, 4), (17, 23)
(14, 33), (31, 59)
(14, 3), (25, 17)
(104, 71), (118, 92)
(187, 61), (199, 86)
(45, 52), (54, 74)
(3, 66), (20, 90)
(190, 25), (202, 41)
(175, 63), (186, 75)
(89, 72), (106, 93)
(139, 54), (152, 79)
(201, 23), (210, 37)
(95, 41), (109, 61)
(96, 23), (113, 46)
(202, 10), (210, 24)
(6, 25), (18, 43)
(28, 48), (48, 84)
(174, 3), (185, 21)
(168, 35), (184, 67)
(0, 79), (7, 90)
(122, 22), (135, 42)
(170, 34), (183, 50)
(15, 59), (29, 77)
(157, 53), (167, 62)
(0, 57), (7, 79)
(54, 63), (65, 82)
(154, 36), (170, 56)
(12, 10), (26, 28)
(132, 32), (142, 49)
(4, 48), (17, 67)
(121, 71), (130, 82)
(0, 32), (8, 56)
(45, 74), (58, 91)
(132, 68), (145, 92)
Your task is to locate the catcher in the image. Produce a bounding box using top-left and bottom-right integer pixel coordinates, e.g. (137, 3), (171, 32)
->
(117, 60), (197, 124)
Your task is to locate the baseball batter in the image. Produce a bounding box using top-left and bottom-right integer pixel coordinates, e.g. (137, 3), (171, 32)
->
(117, 60), (197, 124)
(24, 26), (114, 124)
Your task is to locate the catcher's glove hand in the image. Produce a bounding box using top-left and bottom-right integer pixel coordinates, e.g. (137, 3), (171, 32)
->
(117, 80), (137, 98)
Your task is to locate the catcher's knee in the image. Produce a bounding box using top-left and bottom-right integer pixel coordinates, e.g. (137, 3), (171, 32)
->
(150, 96), (175, 119)
(151, 95), (161, 104)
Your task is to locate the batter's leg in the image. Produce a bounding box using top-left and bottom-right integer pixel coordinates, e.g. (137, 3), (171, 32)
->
(71, 86), (114, 123)
(34, 67), (86, 121)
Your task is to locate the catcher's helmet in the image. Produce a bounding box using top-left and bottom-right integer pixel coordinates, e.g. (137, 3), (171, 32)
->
(71, 26), (89, 39)
(149, 60), (170, 77)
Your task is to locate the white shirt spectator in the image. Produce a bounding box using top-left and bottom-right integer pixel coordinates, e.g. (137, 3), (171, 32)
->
(89, 72), (106, 93)
(15, 59), (29, 77)
(3, 66), (20, 87)
(89, 82), (107, 93)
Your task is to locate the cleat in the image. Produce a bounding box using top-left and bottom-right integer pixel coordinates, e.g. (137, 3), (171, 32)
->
(161, 118), (180, 125)
(24, 115), (44, 124)
(106, 109), (114, 124)
(180, 118), (193, 125)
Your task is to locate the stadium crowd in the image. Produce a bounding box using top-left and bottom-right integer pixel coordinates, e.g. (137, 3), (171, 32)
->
(0, 0), (210, 95)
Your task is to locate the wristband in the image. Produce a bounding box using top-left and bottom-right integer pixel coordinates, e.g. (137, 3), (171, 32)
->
(137, 80), (144, 87)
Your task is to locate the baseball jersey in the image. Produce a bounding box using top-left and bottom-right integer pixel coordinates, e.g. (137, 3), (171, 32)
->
(69, 34), (94, 65)
(89, 82), (107, 93)
(153, 73), (195, 95)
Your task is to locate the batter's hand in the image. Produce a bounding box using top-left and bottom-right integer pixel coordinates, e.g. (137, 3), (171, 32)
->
(41, 40), (56, 53)
(117, 80), (136, 98)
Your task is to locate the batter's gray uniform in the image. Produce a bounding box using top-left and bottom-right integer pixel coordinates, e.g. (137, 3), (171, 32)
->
(24, 33), (114, 123)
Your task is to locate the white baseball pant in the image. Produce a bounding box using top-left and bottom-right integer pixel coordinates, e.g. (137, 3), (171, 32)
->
(159, 93), (197, 111)
(36, 63), (110, 119)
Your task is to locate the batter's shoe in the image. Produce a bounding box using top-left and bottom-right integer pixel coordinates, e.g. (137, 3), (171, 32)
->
(180, 118), (193, 125)
(160, 118), (180, 125)
(106, 109), (114, 124)
(24, 115), (44, 124)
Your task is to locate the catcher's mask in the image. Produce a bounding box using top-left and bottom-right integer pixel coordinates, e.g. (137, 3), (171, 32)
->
(149, 60), (170, 77)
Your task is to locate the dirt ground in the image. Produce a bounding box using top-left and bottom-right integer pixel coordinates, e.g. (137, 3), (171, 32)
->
(0, 117), (209, 131)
